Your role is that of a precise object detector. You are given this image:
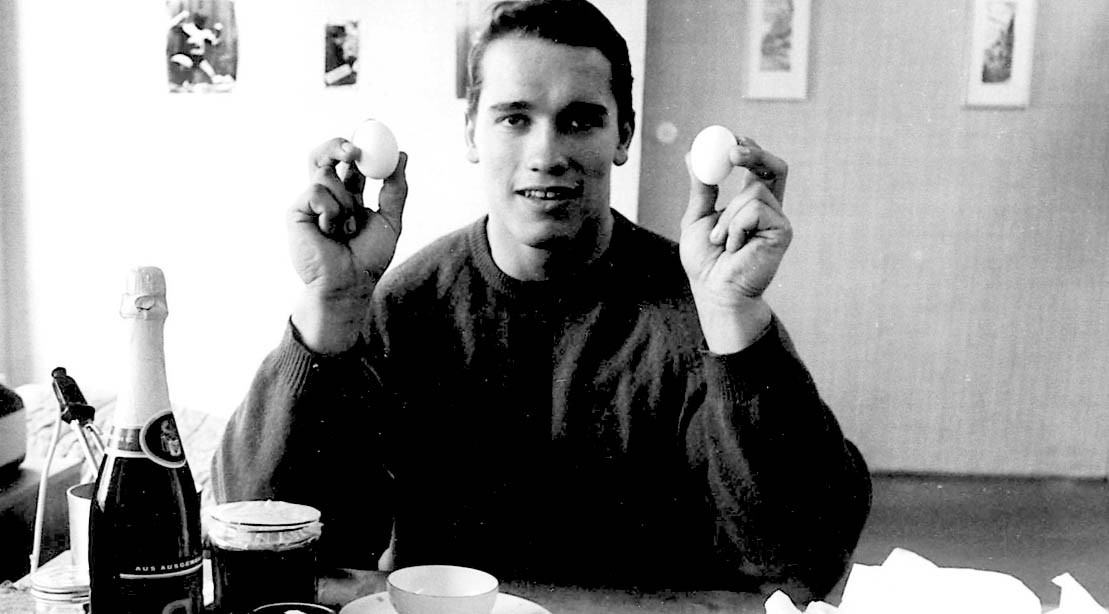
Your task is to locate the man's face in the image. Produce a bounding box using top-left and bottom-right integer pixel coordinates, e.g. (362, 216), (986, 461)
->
(466, 36), (631, 252)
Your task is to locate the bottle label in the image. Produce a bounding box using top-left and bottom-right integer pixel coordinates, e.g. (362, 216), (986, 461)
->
(108, 410), (187, 469)
(99, 564), (204, 614)
(119, 554), (204, 578)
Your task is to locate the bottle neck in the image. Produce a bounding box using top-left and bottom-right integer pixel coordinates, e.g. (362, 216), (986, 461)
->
(113, 312), (171, 429)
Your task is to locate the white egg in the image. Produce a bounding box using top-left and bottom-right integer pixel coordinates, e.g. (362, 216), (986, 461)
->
(350, 119), (399, 180)
(690, 125), (736, 185)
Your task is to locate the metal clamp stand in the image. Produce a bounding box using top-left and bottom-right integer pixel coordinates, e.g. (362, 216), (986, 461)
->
(27, 368), (104, 609)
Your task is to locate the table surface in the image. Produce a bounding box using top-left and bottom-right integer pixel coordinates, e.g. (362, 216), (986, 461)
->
(1, 553), (771, 614)
(320, 569), (770, 613)
(1, 553), (1066, 614)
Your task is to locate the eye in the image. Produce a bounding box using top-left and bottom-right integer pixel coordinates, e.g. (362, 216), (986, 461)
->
(497, 114), (529, 129)
(563, 113), (605, 134)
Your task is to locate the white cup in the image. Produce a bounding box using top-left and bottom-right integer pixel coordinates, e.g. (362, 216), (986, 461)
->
(66, 482), (94, 573)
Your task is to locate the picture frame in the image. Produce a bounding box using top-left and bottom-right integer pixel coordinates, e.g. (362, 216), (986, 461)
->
(165, 0), (238, 94)
(455, 0), (498, 99)
(324, 20), (360, 88)
(965, 0), (1037, 108)
(744, 0), (811, 101)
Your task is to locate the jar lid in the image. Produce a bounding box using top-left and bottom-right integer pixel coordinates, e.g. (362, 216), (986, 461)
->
(30, 565), (90, 603)
(207, 500), (323, 550)
(209, 500), (321, 530)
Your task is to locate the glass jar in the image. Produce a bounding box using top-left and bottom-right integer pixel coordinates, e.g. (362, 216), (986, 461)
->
(29, 565), (90, 614)
(207, 500), (323, 614)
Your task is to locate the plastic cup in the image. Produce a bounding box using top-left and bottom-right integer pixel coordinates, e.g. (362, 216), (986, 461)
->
(66, 482), (94, 574)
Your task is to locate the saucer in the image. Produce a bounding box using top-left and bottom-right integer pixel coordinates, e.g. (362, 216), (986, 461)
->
(339, 591), (551, 614)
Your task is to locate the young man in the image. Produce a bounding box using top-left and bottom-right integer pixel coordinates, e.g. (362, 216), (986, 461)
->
(213, 0), (871, 601)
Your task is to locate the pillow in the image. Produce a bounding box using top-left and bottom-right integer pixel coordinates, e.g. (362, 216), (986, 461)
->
(18, 383), (226, 509)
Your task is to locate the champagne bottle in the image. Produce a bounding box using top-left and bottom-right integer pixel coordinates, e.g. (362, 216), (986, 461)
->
(89, 266), (203, 614)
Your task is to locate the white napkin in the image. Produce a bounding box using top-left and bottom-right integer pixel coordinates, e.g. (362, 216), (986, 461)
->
(1047, 573), (1107, 614)
(765, 548), (1105, 614)
(764, 589), (836, 614)
(839, 548), (1042, 614)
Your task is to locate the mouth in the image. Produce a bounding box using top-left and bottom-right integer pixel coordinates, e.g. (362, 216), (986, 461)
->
(515, 185), (584, 210)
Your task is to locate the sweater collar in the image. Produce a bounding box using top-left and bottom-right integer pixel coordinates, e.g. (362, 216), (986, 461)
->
(466, 211), (632, 301)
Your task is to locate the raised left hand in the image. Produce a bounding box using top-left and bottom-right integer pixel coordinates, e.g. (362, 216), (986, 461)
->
(679, 137), (792, 352)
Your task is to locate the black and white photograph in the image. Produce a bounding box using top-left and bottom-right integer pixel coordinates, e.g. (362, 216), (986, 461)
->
(166, 0), (238, 93)
(966, 0), (1037, 107)
(324, 20), (360, 87)
(745, 0), (810, 100)
(2, 1), (1109, 612)
(455, 0), (499, 98)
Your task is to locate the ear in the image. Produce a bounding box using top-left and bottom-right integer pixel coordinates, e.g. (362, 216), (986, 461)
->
(613, 117), (635, 167)
(464, 115), (479, 164)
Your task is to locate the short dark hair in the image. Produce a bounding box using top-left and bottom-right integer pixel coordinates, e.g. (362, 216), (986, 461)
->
(465, 0), (635, 144)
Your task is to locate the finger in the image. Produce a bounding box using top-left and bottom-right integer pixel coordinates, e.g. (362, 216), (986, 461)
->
(735, 167), (785, 217)
(711, 181), (776, 242)
(310, 163), (361, 236)
(307, 138), (361, 178)
(340, 158), (367, 198)
(730, 137), (788, 206)
(682, 152), (720, 228)
(375, 151), (409, 236)
(724, 198), (791, 253)
(709, 196), (744, 246)
(293, 183), (348, 237)
(724, 202), (761, 253)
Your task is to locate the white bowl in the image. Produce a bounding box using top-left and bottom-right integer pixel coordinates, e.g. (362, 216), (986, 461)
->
(386, 565), (498, 614)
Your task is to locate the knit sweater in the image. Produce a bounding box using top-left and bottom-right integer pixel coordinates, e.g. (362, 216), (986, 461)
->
(212, 212), (871, 599)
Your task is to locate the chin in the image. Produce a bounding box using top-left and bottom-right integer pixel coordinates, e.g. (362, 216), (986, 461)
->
(514, 219), (581, 249)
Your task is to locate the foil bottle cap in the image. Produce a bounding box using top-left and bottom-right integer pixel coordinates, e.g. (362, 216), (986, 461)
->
(125, 266), (166, 297)
(120, 266), (168, 317)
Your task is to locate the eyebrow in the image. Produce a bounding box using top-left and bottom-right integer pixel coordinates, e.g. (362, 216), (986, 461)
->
(487, 101), (532, 113)
(484, 101), (611, 116)
(564, 101), (609, 117)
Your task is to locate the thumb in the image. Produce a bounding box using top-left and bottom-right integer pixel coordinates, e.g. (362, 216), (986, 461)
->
(681, 151), (719, 229)
(377, 151), (409, 235)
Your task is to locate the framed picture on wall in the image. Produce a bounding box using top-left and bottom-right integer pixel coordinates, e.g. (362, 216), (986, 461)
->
(965, 0), (1037, 108)
(324, 21), (360, 87)
(166, 0), (238, 93)
(456, 0), (499, 99)
(744, 0), (811, 100)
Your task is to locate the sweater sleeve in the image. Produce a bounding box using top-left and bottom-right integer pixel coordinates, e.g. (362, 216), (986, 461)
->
(210, 321), (395, 568)
(684, 315), (872, 602)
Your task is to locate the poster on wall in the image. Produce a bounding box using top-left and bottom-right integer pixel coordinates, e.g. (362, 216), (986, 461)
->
(456, 0), (499, 99)
(166, 0), (238, 93)
(965, 0), (1037, 108)
(325, 21), (360, 87)
(744, 0), (811, 100)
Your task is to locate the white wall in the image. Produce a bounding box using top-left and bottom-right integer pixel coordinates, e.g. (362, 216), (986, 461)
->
(16, 0), (646, 416)
(640, 0), (1109, 476)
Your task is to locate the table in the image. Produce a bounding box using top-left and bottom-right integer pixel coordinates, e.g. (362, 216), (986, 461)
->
(320, 569), (769, 613)
(2, 556), (1067, 613)
(1, 554), (769, 614)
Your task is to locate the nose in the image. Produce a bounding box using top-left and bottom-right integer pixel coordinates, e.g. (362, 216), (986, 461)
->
(525, 121), (570, 175)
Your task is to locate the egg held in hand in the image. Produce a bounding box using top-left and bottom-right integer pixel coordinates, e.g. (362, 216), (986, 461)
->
(690, 124), (737, 186)
(350, 119), (399, 180)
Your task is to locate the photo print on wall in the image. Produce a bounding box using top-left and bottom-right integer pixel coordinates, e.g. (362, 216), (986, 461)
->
(325, 21), (360, 87)
(456, 0), (499, 99)
(744, 0), (811, 100)
(965, 0), (1037, 108)
(166, 0), (238, 93)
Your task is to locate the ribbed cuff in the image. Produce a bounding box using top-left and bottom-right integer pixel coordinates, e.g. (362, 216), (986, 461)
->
(700, 315), (799, 405)
(275, 319), (368, 396)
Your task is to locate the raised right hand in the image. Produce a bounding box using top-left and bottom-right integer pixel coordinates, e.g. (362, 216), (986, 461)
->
(288, 138), (408, 352)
